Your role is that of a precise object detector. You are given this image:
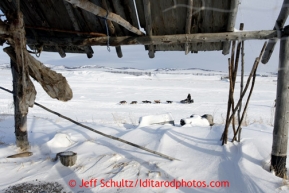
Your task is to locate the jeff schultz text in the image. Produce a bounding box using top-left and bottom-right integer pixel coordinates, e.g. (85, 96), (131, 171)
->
(73, 178), (230, 189)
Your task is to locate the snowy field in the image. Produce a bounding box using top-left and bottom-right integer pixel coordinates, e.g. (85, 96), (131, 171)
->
(0, 65), (286, 192)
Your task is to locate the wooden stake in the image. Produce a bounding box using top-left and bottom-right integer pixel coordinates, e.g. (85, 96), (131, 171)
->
(232, 62), (258, 142)
(221, 42), (267, 144)
(238, 40), (245, 142)
(230, 41), (236, 136)
(222, 58), (233, 145)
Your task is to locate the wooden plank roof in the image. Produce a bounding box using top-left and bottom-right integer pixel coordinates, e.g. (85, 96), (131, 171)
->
(0, 0), (239, 59)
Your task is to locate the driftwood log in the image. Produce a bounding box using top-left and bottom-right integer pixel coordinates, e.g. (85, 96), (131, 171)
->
(4, 47), (73, 101)
(64, 0), (143, 36)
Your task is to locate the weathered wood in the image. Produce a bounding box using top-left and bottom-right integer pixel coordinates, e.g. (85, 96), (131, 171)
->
(64, 0), (144, 36)
(7, 10), (35, 151)
(9, 12), (36, 115)
(123, 0), (139, 29)
(231, 24), (244, 140)
(25, 49), (73, 101)
(63, 1), (93, 58)
(115, 46), (123, 58)
(230, 41), (237, 137)
(232, 59), (258, 142)
(110, 0), (130, 36)
(222, 42), (267, 144)
(24, 30), (278, 48)
(271, 34), (289, 178)
(222, 58), (233, 145)
(0, 20), (9, 35)
(10, 60), (30, 151)
(262, 0), (289, 64)
(185, 0), (193, 55)
(238, 24), (245, 142)
(4, 47), (73, 101)
(25, 25), (107, 37)
(55, 45), (66, 58)
(143, 0), (154, 58)
(222, 0), (239, 55)
(73, 30), (279, 46)
(102, 0), (122, 58)
(101, 0), (115, 34)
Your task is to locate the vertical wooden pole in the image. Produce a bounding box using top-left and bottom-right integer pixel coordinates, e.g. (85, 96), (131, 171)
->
(7, 7), (35, 150)
(271, 34), (289, 178)
(10, 59), (29, 150)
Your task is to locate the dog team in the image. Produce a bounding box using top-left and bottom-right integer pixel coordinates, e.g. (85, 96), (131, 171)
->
(119, 94), (192, 105)
(119, 100), (173, 105)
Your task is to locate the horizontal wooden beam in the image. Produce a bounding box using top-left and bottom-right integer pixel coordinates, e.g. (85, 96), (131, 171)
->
(26, 30), (278, 48)
(64, 0), (144, 36)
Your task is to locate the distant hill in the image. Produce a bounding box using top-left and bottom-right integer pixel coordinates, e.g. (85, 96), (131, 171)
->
(0, 63), (277, 77)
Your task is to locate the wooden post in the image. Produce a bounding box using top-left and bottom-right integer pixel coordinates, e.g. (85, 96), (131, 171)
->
(6, 10), (36, 150)
(222, 0), (239, 55)
(261, 0), (289, 64)
(271, 34), (289, 178)
(10, 59), (29, 150)
(185, 0), (193, 55)
(143, 0), (155, 58)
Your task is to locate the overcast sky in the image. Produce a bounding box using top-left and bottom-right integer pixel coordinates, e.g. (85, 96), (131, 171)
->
(0, 0), (287, 72)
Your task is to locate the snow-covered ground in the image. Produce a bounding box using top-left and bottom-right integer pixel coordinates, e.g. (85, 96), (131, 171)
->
(0, 66), (286, 192)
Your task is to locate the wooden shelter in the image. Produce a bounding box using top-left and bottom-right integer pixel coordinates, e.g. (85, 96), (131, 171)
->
(0, 0), (289, 178)
(0, 0), (241, 58)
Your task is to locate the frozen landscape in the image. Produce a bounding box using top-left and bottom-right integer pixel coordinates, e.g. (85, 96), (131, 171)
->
(0, 64), (286, 192)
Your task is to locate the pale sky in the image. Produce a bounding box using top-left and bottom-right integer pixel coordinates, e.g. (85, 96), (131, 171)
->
(0, 0), (287, 72)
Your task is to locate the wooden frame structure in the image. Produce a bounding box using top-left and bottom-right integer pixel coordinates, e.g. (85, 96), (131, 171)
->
(0, 0), (289, 178)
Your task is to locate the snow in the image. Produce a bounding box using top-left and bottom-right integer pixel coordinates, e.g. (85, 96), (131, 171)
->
(0, 66), (287, 192)
(138, 113), (175, 128)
